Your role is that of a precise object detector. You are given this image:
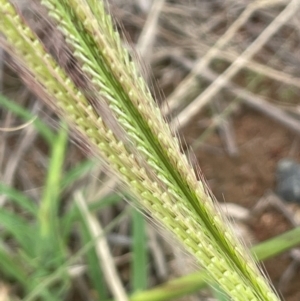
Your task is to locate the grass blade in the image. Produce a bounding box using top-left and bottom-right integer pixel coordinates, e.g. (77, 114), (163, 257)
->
(131, 209), (148, 292)
(0, 183), (38, 216)
(0, 209), (35, 256)
(0, 245), (28, 287)
(60, 159), (94, 190)
(38, 125), (68, 241)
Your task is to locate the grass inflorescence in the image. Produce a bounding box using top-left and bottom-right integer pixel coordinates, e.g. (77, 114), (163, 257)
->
(0, 1), (281, 300)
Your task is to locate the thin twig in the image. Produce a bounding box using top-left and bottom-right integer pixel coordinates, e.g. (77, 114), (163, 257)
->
(147, 225), (169, 281)
(172, 0), (300, 129)
(211, 98), (239, 157)
(0, 101), (40, 206)
(161, 1), (256, 115)
(75, 191), (128, 301)
(137, 0), (165, 60)
(201, 67), (300, 135)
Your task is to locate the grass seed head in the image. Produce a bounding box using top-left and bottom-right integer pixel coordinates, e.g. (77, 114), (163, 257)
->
(0, 1), (281, 300)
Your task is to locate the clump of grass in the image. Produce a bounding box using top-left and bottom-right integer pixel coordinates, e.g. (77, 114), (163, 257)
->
(0, 93), (129, 300)
(0, 1), (280, 300)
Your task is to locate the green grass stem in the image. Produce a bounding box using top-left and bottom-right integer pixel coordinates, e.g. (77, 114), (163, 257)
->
(132, 210), (148, 292)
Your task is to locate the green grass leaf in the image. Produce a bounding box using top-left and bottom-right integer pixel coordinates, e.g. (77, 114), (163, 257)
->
(0, 245), (28, 288)
(251, 226), (300, 261)
(0, 93), (55, 144)
(24, 207), (131, 301)
(131, 209), (148, 292)
(38, 124), (68, 241)
(0, 209), (36, 256)
(0, 183), (38, 216)
(60, 159), (94, 190)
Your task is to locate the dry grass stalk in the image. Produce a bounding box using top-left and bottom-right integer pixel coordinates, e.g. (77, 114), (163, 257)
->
(171, 0), (300, 129)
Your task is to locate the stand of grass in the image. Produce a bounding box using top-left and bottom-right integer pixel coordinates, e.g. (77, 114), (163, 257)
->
(0, 95), (129, 300)
(0, 126), (71, 300)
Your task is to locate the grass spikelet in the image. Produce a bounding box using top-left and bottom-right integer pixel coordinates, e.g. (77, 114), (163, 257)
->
(0, 1), (281, 300)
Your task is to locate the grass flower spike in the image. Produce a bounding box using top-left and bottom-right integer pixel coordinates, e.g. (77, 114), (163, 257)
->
(0, 1), (281, 300)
